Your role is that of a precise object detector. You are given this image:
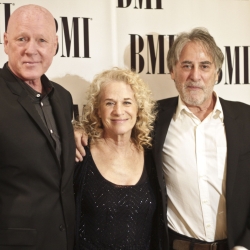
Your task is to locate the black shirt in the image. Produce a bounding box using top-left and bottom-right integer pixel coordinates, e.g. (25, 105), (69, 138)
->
(6, 65), (62, 162)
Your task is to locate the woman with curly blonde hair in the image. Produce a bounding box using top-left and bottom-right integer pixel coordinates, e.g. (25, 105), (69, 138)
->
(74, 68), (164, 249)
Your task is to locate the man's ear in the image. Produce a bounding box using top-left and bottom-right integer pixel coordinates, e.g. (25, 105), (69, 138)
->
(4, 32), (9, 55)
(54, 36), (58, 55)
(170, 70), (175, 81)
(215, 70), (220, 82)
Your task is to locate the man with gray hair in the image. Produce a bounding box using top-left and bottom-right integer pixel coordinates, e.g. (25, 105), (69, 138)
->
(153, 27), (250, 250)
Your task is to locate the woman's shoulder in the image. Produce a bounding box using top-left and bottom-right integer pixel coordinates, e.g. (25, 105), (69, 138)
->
(74, 146), (92, 180)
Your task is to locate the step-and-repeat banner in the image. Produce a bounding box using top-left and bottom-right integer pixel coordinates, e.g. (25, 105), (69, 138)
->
(0, 0), (250, 118)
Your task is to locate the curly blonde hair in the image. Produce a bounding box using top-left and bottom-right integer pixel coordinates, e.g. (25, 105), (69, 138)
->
(76, 67), (157, 150)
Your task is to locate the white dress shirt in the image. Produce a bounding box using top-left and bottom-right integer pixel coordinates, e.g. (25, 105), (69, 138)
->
(163, 94), (227, 241)
(162, 94), (248, 250)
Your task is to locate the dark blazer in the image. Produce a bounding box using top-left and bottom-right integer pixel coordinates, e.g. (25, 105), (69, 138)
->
(0, 64), (76, 250)
(153, 96), (250, 249)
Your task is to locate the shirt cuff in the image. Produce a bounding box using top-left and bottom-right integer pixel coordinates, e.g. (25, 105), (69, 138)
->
(232, 246), (248, 250)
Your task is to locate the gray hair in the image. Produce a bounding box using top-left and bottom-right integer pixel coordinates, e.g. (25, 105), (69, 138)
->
(167, 27), (224, 73)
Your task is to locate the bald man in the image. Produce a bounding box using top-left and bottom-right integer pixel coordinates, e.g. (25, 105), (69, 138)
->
(0, 5), (75, 250)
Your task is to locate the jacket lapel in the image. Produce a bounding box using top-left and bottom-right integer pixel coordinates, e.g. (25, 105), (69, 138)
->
(153, 97), (178, 184)
(220, 98), (240, 201)
(3, 65), (59, 163)
(50, 90), (71, 174)
(154, 98), (178, 162)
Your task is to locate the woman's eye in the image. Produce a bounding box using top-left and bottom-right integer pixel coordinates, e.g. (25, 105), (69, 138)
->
(124, 101), (131, 105)
(106, 102), (114, 106)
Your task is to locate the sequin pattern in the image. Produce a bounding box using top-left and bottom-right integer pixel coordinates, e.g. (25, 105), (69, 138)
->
(78, 153), (156, 250)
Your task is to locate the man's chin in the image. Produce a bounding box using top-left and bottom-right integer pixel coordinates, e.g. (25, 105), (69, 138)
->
(20, 73), (42, 82)
(183, 96), (205, 107)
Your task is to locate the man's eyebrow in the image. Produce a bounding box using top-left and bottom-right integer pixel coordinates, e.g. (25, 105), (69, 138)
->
(181, 61), (192, 64)
(200, 61), (212, 65)
(180, 61), (212, 65)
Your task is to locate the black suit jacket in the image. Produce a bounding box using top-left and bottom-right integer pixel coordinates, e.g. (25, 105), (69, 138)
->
(153, 96), (250, 249)
(0, 64), (75, 250)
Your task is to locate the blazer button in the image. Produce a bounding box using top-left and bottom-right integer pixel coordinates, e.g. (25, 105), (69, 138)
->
(59, 224), (65, 231)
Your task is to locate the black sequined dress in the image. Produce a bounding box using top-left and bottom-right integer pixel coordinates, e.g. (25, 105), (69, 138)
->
(74, 146), (157, 250)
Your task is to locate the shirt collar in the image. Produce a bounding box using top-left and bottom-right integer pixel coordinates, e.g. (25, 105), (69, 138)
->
(174, 92), (224, 122)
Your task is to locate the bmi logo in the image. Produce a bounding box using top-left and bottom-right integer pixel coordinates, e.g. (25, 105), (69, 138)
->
(117, 0), (163, 9)
(130, 34), (250, 84)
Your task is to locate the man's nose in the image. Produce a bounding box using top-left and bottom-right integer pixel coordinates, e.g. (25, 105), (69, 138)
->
(189, 66), (201, 82)
(25, 40), (38, 55)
